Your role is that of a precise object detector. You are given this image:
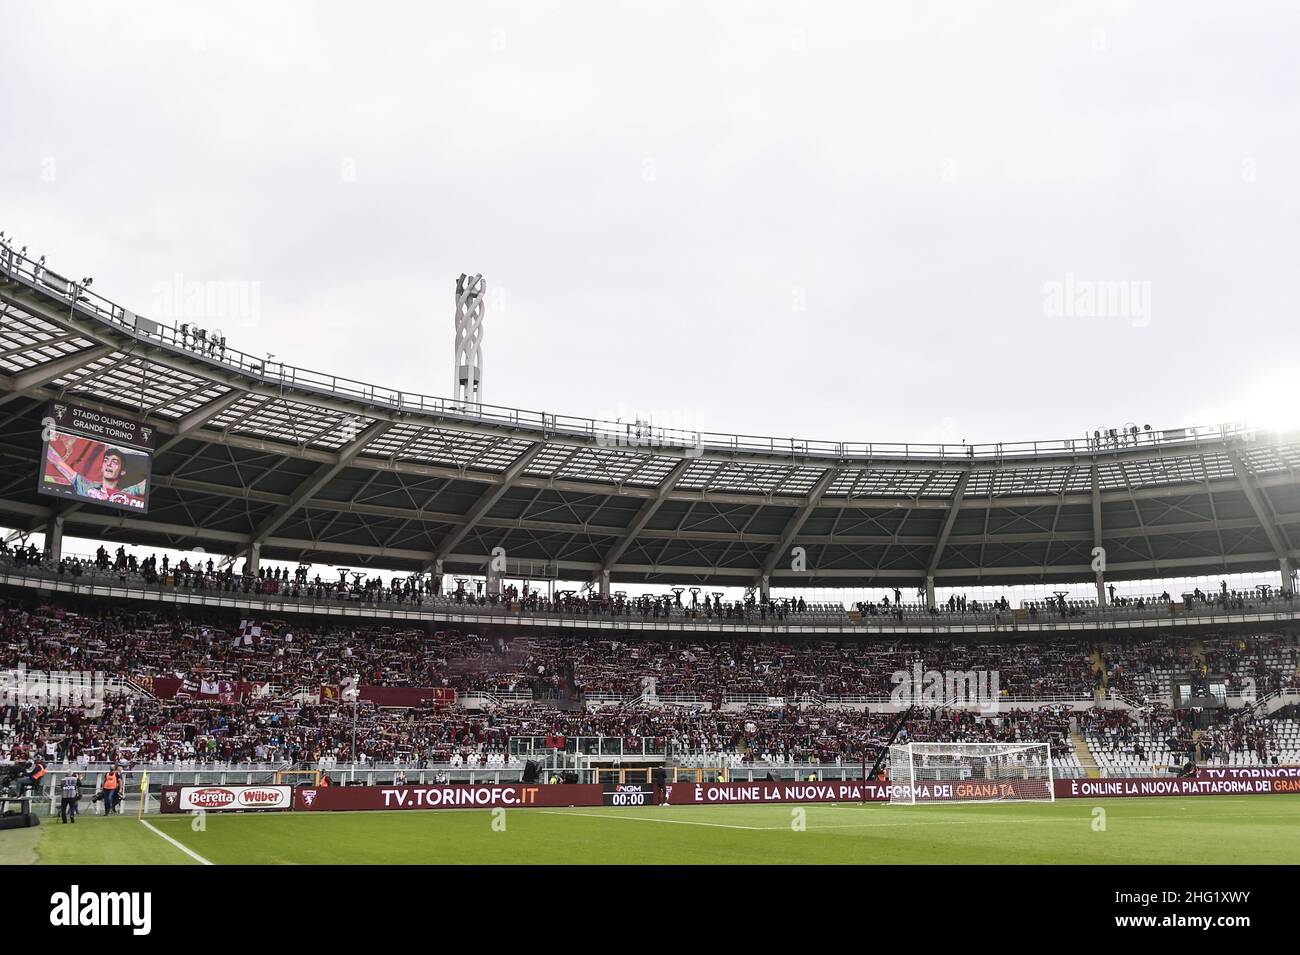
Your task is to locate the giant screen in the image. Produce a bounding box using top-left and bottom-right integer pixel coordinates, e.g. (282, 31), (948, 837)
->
(38, 400), (156, 513)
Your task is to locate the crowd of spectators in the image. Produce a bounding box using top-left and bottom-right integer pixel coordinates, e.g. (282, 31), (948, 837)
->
(1, 692), (1076, 769)
(1078, 701), (1295, 766)
(3, 599), (1297, 705)
(1100, 633), (1300, 699)
(2, 595), (1297, 771)
(4, 542), (1292, 626)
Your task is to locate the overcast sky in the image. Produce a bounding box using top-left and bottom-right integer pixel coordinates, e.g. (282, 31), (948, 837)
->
(3, 1), (1298, 447)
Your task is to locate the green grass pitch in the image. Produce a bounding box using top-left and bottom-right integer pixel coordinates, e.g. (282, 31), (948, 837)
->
(14, 796), (1300, 865)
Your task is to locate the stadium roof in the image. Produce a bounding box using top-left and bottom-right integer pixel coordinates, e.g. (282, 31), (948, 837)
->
(2, 242), (1299, 589)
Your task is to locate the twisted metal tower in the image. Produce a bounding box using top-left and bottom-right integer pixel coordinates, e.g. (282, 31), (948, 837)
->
(453, 272), (485, 405)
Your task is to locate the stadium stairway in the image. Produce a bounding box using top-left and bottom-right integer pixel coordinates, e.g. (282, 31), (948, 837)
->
(1070, 728), (1101, 778)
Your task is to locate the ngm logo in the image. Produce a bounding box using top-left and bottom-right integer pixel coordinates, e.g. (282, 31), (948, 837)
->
(50, 886), (151, 935)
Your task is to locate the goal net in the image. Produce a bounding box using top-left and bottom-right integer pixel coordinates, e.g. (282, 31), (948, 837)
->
(887, 742), (1054, 804)
(274, 769), (322, 787)
(671, 766), (729, 783)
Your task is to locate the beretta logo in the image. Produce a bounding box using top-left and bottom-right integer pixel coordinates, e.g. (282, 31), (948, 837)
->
(188, 788), (236, 809)
(50, 885), (151, 936)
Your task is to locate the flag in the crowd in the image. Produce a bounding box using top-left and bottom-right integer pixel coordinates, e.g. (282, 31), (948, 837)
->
(235, 619), (262, 647)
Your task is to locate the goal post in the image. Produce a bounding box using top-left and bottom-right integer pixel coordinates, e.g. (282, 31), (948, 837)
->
(887, 742), (1054, 805)
(593, 767), (653, 785)
(671, 766), (729, 783)
(274, 769), (322, 787)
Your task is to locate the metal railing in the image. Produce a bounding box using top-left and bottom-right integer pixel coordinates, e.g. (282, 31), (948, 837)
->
(5, 557), (1300, 636)
(0, 237), (1276, 462)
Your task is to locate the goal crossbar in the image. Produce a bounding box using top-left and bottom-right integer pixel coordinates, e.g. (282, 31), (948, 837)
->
(888, 741), (1055, 805)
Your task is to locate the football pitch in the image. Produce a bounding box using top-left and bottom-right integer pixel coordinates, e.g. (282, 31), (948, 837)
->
(8, 796), (1299, 865)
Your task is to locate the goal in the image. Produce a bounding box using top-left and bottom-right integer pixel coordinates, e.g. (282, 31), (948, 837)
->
(888, 742), (1054, 804)
(593, 767), (653, 785)
(274, 769), (322, 787)
(671, 766), (729, 783)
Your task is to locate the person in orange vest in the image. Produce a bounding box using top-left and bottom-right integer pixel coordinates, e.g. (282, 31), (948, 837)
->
(319, 772), (332, 787)
(100, 767), (120, 815)
(4, 755), (45, 797)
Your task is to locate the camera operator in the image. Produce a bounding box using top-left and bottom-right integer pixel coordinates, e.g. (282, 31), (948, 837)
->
(2, 754), (46, 798)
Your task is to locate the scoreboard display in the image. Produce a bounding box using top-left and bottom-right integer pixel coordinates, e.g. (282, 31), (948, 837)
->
(602, 784), (655, 806)
(38, 400), (156, 514)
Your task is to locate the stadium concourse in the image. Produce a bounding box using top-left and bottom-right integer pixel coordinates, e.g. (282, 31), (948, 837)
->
(1, 544), (1298, 634)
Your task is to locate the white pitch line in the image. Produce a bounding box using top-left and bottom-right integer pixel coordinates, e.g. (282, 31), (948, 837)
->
(544, 806), (1300, 833)
(539, 810), (776, 830)
(139, 819), (214, 865)
(814, 804), (880, 812)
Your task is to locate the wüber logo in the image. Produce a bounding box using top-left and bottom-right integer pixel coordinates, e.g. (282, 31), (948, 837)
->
(239, 787), (283, 805)
(49, 885), (151, 936)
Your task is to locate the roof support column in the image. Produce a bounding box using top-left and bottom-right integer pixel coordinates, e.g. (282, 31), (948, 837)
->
(427, 442), (545, 574)
(925, 471), (970, 608)
(595, 459), (691, 583)
(43, 513), (64, 563)
(758, 467), (839, 589)
(1091, 465), (1106, 606)
(1226, 449), (1294, 596)
(243, 542), (261, 577)
(248, 420), (393, 548)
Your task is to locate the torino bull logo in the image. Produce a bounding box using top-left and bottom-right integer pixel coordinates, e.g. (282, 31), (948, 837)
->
(890, 660), (1001, 713)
